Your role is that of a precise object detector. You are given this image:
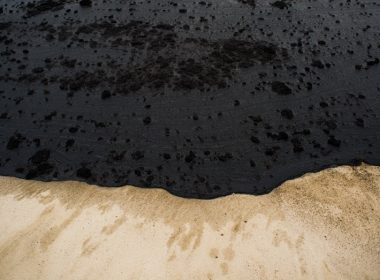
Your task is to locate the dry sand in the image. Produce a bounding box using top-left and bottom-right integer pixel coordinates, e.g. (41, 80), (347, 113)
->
(0, 164), (379, 279)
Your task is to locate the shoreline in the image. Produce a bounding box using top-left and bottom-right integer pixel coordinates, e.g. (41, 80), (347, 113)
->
(1, 164), (379, 279)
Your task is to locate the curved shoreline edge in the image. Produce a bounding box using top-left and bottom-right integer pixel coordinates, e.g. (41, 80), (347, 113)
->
(0, 164), (379, 279)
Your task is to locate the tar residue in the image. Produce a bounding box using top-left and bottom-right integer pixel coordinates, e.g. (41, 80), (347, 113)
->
(0, 0), (379, 198)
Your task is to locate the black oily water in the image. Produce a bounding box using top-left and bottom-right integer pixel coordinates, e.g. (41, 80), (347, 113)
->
(0, 0), (379, 198)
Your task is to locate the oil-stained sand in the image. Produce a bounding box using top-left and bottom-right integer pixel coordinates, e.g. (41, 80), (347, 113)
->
(0, 164), (379, 279)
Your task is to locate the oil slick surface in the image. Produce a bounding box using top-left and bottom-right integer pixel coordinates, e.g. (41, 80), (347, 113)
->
(0, 164), (379, 279)
(1, 0), (380, 198)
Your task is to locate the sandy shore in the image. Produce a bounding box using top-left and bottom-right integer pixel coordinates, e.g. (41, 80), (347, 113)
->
(0, 164), (379, 279)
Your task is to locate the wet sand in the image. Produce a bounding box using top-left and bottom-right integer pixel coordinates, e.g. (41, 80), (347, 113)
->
(1, 164), (379, 279)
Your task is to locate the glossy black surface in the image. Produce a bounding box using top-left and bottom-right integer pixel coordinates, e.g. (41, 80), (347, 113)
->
(1, 0), (379, 198)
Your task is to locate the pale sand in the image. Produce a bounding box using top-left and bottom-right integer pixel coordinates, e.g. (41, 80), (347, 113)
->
(0, 164), (379, 280)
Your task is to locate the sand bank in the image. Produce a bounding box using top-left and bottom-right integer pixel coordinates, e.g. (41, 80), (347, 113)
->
(0, 164), (379, 279)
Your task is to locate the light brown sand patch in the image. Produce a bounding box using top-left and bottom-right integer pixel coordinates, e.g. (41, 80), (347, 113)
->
(0, 164), (379, 279)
